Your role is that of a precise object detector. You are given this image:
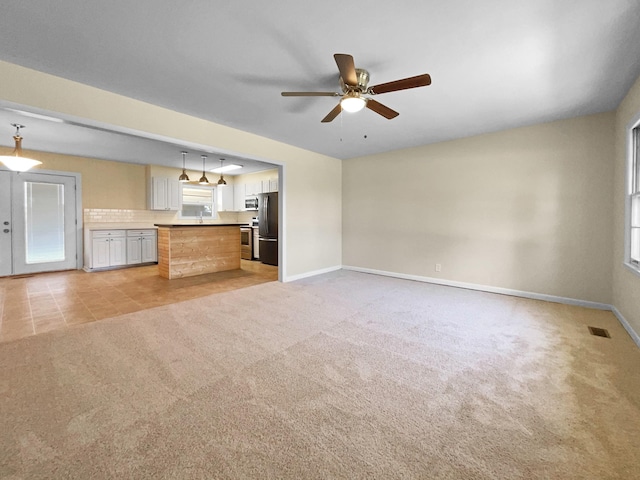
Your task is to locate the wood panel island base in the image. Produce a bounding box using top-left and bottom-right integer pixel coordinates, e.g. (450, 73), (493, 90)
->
(155, 224), (242, 279)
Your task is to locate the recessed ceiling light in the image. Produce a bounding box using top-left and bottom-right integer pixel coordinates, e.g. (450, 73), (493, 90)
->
(210, 164), (243, 173)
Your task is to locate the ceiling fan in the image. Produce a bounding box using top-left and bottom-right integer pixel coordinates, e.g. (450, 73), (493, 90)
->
(281, 53), (431, 123)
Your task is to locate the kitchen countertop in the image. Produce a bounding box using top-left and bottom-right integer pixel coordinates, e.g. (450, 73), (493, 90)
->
(84, 223), (158, 230)
(154, 223), (249, 228)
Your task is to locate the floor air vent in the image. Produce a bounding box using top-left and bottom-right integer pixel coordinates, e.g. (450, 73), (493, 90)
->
(588, 326), (610, 338)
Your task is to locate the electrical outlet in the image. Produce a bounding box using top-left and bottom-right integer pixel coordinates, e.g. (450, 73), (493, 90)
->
(435, 263), (442, 272)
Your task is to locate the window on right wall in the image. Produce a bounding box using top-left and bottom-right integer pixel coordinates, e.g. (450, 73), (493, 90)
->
(627, 123), (640, 271)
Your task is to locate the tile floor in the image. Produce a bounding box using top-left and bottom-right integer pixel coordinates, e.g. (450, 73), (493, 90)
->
(0, 260), (278, 343)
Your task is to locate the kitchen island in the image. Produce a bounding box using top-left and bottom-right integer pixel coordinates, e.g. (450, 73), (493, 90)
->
(154, 224), (245, 279)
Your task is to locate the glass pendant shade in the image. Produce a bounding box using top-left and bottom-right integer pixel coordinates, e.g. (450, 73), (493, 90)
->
(0, 124), (42, 172)
(199, 155), (209, 184)
(340, 93), (366, 112)
(178, 151), (190, 182)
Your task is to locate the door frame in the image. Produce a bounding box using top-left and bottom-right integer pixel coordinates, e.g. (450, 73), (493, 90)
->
(1, 168), (83, 273)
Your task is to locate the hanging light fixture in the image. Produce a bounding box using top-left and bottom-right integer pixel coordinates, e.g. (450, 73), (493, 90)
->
(217, 158), (227, 186)
(0, 124), (42, 172)
(178, 151), (190, 182)
(199, 155), (209, 185)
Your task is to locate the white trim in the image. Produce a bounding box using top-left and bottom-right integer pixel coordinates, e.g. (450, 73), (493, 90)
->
(342, 265), (611, 310)
(624, 112), (640, 278)
(611, 306), (640, 349)
(283, 265), (342, 283)
(278, 164), (284, 283)
(624, 262), (640, 277)
(9, 168), (84, 271)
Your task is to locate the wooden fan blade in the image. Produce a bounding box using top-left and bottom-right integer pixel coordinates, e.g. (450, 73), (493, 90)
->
(369, 74), (432, 95)
(281, 92), (340, 97)
(366, 99), (399, 119)
(334, 53), (358, 86)
(321, 103), (342, 123)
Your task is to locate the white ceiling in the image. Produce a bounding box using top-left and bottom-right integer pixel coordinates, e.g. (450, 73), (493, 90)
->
(0, 0), (639, 167)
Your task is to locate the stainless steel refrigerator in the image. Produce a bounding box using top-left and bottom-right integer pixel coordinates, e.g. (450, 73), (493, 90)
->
(257, 192), (278, 266)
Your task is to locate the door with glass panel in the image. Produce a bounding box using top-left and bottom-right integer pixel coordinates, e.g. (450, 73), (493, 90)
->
(8, 172), (78, 275)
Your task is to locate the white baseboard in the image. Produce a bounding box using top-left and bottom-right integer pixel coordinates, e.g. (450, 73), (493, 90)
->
(611, 306), (640, 349)
(342, 265), (612, 310)
(288, 264), (640, 349)
(283, 265), (342, 283)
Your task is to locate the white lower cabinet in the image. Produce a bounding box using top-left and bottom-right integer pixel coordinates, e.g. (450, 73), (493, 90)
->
(85, 228), (157, 271)
(126, 230), (158, 265)
(141, 235), (157, 263)
(90, 230), (127, 269)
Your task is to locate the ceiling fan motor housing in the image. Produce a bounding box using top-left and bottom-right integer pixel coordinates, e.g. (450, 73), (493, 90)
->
(340, 68), (370, 93)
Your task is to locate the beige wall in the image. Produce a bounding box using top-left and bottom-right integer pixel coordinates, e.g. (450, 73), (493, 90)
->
(613, 73), (640, 336)
(0, 60), (342, 279)
(343, 112), (615, 304)
(234, 168), (278, 186)
(0, 148), (147, 209)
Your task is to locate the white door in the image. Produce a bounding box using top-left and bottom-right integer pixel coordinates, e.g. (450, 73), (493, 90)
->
(10, 172), (78, 275)
(0, 172), (12, 276)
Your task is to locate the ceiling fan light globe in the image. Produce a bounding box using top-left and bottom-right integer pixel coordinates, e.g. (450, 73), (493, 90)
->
(341, 96), (366, 113)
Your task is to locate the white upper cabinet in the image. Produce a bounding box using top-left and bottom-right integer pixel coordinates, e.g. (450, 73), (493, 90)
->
(233, 183), (245, 211)
(217, 185), (235, 212)
(245, 182), (263, 196)
(150, 177), (180, 210)
(262, 178), (278, 193)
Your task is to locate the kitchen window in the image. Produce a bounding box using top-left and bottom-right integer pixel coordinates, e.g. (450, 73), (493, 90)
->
(626, 121), (640, 274)
(180, 184), (217, 219)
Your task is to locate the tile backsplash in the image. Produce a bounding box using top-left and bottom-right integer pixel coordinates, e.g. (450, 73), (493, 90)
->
(84, 209), (253, 225)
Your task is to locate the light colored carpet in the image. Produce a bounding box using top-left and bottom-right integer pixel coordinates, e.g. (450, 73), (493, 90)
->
(1, 270), (639, 479)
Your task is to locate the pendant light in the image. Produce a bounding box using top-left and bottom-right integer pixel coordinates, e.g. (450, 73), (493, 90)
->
(178, 151), (189, 182)
(199, 155), (209, 185)
(0, 124), (42, 172)
(217, 158), (227, 186)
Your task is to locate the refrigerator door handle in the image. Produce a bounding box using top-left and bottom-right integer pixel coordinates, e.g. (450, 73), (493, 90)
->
(259, 237), (277, 242)
(264, 195), (269, 235)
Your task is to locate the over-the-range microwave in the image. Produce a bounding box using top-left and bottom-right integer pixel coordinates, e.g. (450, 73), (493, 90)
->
(245, 197), (258, 210)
